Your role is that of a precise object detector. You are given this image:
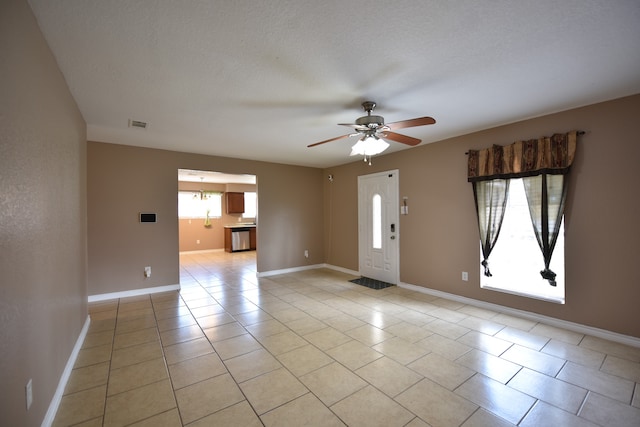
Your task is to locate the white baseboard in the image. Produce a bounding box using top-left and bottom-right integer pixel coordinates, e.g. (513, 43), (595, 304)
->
(258, 264), (326, 277)
(88, 284), (181, 302)
(399, 281), (640, 348)
(41, 315), (90, 427)
(323, 264), (360, 277)
(179, 249), (224, 254)
(258, 263), (360, 278)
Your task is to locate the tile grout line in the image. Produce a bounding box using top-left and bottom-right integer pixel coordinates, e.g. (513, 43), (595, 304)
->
(189, 268), (425, 425)
(177, 282), (268, 425)
(72, 252), (640, 427)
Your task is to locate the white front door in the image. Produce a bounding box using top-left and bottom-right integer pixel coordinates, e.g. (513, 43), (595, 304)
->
(358, 170), (399, 284)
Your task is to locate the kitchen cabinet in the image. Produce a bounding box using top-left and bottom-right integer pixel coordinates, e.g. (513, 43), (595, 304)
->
(224, 225), (256, 252)
(225, 192), (244, 214)
(224, 228), (233, 252)
(250, 227), (257, 250)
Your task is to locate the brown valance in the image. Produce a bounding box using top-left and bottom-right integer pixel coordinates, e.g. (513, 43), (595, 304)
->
(467, 131), (578, 182)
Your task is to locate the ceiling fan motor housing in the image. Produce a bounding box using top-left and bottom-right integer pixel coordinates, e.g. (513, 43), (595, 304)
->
(355, 115), (385, 128)
(307, 99), (433, 148)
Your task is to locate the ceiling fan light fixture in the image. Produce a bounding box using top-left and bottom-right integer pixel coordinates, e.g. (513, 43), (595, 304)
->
(350, 135), (389, 157)
(307, 101), (434, 164)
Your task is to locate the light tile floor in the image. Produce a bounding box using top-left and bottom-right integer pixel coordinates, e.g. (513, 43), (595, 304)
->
(54, 250), (640, 426)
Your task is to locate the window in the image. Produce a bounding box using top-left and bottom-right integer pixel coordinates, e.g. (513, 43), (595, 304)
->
(372, 194), (382, 249)
(480, 178), (565, 303)
(242, 192), (257, 219)
(178, 191), (222, 218)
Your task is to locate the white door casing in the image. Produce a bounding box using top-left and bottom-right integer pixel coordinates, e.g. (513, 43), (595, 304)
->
(358, 170), (399, 284)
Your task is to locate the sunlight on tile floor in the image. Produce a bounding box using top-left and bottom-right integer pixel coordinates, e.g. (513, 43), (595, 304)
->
(54, 250), (640, 426)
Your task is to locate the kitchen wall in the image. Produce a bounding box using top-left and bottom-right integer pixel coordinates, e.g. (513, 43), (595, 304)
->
(178, 181), (257, 252)
(0, 1), (88, 425)
(324, 94), (640, 338)
(87, 142), (324, 296)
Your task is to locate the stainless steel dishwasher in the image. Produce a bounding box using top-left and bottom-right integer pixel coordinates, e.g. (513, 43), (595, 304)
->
(231, 229), (251, 251)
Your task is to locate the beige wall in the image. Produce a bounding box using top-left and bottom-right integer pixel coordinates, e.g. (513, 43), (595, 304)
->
(87, 142), (324, 296)
(88, 96), (640, 338)
(179, 218), (224, 251)
(0, 1), (88, 426)
(324, 94), (640, 338)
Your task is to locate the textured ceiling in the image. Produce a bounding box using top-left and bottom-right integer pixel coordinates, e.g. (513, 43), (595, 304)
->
(28, 0), (640, 168)
(177, 169), (256, 184)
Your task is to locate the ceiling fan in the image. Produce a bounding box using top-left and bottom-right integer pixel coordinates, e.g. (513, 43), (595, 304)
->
(307, 101), (436, 164)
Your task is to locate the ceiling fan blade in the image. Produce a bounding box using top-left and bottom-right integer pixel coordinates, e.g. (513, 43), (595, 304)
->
(307, 134), (353, 148)
(338, 123), (369, 131)
(386, 116), (436, 130)
(382, 131), (422, 146)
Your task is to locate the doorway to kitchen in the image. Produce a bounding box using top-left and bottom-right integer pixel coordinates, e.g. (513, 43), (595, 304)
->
(177, 169), (257, 270)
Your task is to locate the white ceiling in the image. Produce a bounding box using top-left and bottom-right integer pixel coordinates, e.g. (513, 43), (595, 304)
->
(28, 0), (640, 168)
(177, 169), (256, 184)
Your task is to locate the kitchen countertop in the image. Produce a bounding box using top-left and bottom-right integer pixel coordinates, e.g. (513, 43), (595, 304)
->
(224, 224), (256, 229)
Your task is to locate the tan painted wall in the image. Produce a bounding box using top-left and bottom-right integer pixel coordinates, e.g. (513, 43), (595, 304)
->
(324, 94), (640, 338)
(179, 218), (225, 251)
(0, 1), (88, 425)
(87, 142), (324, 296)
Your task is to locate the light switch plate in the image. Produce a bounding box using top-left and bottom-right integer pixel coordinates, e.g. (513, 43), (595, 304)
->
(26, 379), (33, 410)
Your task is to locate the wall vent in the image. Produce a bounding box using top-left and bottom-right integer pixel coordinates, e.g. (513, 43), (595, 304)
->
(128, 119), (148, 129)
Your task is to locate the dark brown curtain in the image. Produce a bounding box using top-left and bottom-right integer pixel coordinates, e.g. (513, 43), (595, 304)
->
(522, 174), (567, 286)
(468, 131), (577, 284)
(468, 131), (577, 181)
(472, 179), (510, 277)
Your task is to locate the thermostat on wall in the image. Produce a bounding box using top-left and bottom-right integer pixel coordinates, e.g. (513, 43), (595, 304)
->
(139, 213), (157, 223)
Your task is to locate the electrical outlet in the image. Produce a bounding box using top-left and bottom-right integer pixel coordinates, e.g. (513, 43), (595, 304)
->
(196, 239), (200, 244)
(144, 266), (151, 278)
(462, 271), (469, 281)
(304, 250), (309, 258)
(26, 379), (33, 410)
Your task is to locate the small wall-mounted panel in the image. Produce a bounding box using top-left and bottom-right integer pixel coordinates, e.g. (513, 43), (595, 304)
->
(139, 213), (157, 223)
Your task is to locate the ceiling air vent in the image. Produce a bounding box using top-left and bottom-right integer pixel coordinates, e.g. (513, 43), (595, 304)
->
(128, 119), (148, 129)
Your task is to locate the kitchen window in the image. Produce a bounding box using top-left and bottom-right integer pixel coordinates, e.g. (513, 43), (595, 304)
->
(242, 192), (257, 219)
(178, 191), (222, 218)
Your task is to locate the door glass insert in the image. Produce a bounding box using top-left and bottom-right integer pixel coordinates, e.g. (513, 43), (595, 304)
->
(373, 194), (382, 249)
